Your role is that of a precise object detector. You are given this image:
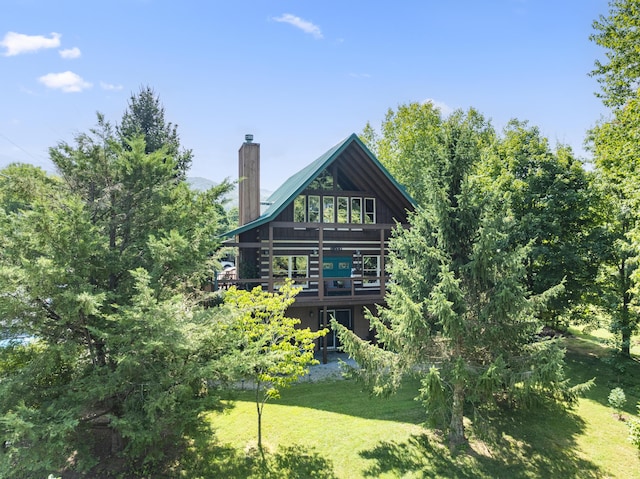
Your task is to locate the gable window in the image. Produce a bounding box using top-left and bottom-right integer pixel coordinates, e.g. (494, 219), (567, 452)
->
(337, 197), (348, 223)
(294, 195), (306, 222)
(273, 255), (308, 287)
(308, 169), (334, 190)
(323, 197), (335, 223)
(351, 197), (362, 223)
(308, 195), (320, 223)
(364, 197), (376, 224)
(362, 255), (380, 287)
(292, 194), (376, 225)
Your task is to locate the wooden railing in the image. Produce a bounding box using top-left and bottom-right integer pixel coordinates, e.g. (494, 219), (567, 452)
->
(214, 274), (386, 303)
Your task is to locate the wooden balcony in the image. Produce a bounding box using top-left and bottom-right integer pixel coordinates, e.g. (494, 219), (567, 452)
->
(215, 273), (387, 306)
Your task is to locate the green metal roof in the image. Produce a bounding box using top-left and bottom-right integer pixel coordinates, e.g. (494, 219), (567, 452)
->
(223, 133), (415, 238)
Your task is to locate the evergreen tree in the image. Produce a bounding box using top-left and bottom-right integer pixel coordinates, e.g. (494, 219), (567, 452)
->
(339, 107), (585, 447)
(0, 113), (235, 476)
(117, 85), (193, 179)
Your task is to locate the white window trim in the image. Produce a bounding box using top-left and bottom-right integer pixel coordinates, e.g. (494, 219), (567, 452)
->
(362, 255), (380, 287)
(273, 255), (309, 288)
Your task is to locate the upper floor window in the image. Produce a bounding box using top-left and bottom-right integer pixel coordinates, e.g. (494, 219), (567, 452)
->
(337, 197), (348, 223)
(364, 198), (376, 224)
(294, 195), (306, 222)
(323, 197), (335, 223)
(308, 169), (335, 190)
(308, 195), (320, 223)
(293, 194), (375, 224)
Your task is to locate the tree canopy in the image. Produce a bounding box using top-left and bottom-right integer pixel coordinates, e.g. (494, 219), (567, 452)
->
(0, 97), (235, 475)
(590, 0), (640, 109)
(342, 106), (584, 448)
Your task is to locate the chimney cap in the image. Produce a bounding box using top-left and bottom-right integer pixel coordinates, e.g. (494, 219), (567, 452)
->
(245, 134), (254, 143)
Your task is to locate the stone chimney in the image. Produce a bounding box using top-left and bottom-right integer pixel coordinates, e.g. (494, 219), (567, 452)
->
(238, 134), (260, 226)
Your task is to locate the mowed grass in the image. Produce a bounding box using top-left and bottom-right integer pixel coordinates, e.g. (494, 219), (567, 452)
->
(197, 339), (640, 479)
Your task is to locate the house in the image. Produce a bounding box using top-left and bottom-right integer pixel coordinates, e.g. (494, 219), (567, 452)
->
(221, 133), (415, 361)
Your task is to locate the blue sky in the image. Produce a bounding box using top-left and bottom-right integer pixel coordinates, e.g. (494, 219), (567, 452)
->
(1, 0), (609, 191)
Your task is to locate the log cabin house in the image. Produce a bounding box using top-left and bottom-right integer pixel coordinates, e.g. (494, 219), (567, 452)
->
(220, 133), (415, 361)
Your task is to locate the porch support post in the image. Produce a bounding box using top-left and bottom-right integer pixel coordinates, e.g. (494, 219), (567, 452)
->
(318, 227), (324, 299)
(322, 305), (328, 365)
(268, 224), (274, 291)
(380, 227), (386, 297)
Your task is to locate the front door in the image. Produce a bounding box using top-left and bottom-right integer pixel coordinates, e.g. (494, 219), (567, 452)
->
(320, 309), (352, 350)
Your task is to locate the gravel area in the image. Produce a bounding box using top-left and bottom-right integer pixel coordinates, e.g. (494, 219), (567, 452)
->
(299, 352), (359, 382)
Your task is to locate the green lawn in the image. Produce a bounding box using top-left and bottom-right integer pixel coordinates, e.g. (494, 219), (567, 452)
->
(186, 337), (640, 479)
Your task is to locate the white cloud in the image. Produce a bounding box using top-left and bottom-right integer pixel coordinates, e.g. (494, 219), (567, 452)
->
(59, 47), (81, 59)
(38, 71), (92, 92)
(1, 31), (61, 56)
(100, 81), (123, 91)
(423, 98), (454, 116)
(273, 14), (323, 39)
(349, 73), (371, 79)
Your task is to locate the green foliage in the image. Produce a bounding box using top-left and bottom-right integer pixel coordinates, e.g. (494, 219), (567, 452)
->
(117, 85), (193, 178)
(342, 104), (579, 448)
(0, 101), (236, 476)
(608, 387), (627, 418)
(223, 281), (327, 450)
(629, 403), (640, 450)
(590, 0), (640, 109)
(588, 91), (640, 358)
(481, 120), (602, 328)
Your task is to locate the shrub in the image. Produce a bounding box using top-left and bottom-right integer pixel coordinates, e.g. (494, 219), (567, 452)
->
(608, 387), (627, 419)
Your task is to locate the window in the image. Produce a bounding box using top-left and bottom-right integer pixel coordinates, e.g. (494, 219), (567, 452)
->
(337, 197), (349, 223)
(294, 195), (306, 222)
(362, 255), (380, 287)
(351, 197), (362, 223)
(364, 198), (376, 224)
(308, 196), (320, 223)
(273, 255), (308, 287)
(308, 169), (334, 190)
(323, 197), (335, 223)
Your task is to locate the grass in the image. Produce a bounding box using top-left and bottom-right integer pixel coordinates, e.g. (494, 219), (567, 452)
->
(183, 337), (640, 479)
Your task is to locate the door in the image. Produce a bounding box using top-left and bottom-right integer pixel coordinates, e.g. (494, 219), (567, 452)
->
(319, 309), (352, 350)
(323, 256), (352, 295)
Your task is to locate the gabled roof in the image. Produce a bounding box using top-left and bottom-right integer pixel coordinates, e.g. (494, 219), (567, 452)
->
(223, 133), (415, 238)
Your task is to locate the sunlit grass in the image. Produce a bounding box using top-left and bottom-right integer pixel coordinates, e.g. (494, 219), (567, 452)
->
(199, 339), (640, 479)
(568, 323), (640, 357)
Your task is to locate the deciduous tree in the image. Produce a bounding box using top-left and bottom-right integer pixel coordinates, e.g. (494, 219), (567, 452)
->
(588, 95), (640, 357)
(590, 0), (640, 109)
(223, 282), (326, 452)
(482, 120), (603, 328)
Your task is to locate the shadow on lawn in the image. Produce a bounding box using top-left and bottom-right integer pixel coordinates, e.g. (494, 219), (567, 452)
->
(359, 405), (602, 479)
(564, 337), (640, 415)
(179, 438), (338, 479)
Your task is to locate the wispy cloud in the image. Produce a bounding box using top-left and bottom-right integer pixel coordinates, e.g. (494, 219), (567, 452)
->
(100, 81), (123, 91)
(38, 71), (92, 92)
(59, 47), (81, 59)
(423, 98), (453, 116)
(1, 31), (61, 56)
(272, 14), (323, 39)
